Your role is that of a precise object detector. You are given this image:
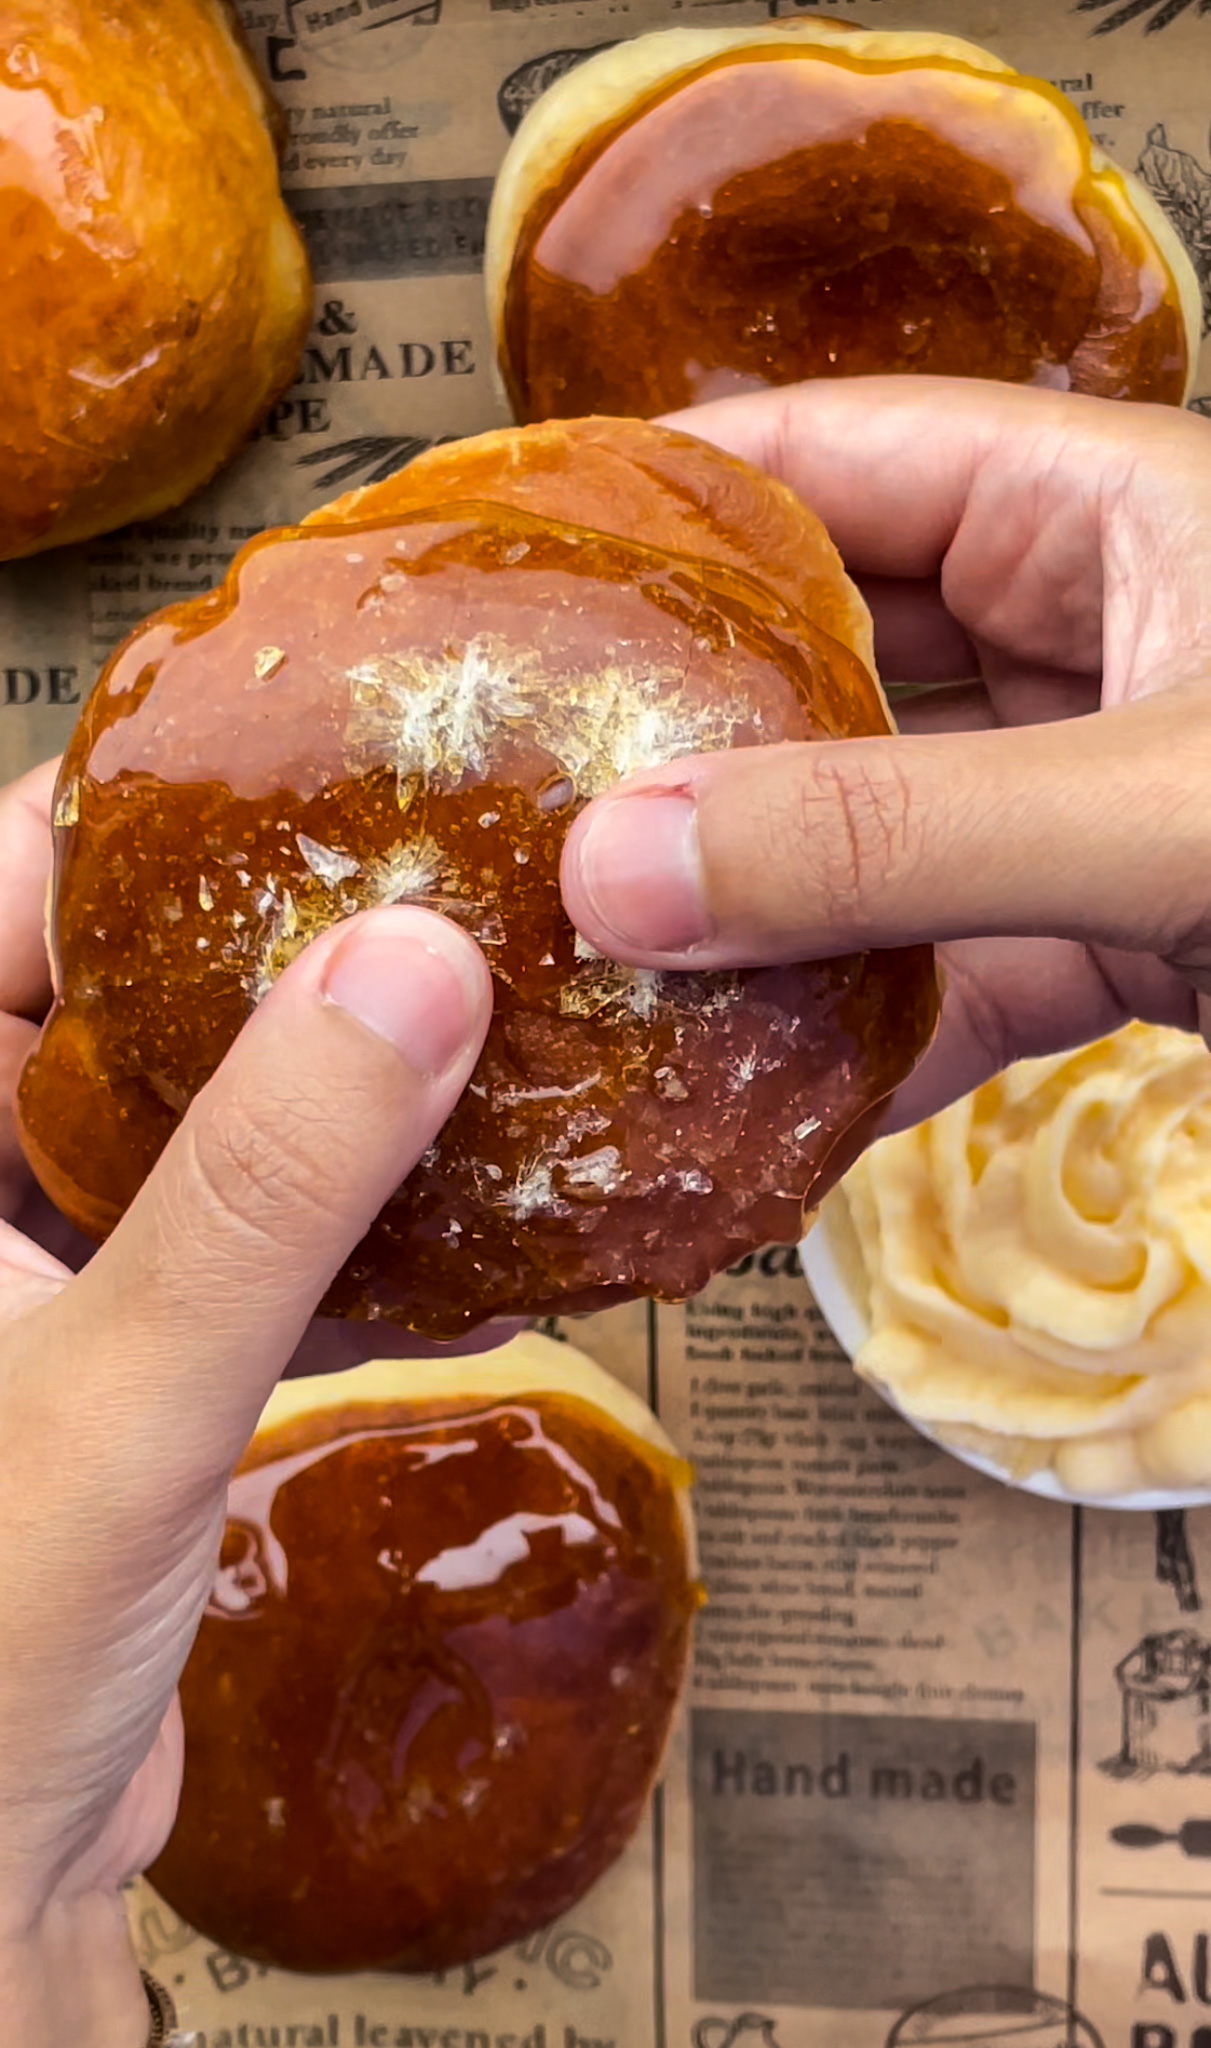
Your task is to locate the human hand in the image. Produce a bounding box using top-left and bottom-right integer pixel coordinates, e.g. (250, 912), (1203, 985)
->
(1, 759), (521, 1372)
(561, 379), (1211, 1127)
(0, 755), (492, 2044)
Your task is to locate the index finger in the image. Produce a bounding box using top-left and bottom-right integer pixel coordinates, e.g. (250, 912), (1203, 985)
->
(665, 377), (993, 577)
(664, 379), (1197, 683)
(0, 757), (58, 1020)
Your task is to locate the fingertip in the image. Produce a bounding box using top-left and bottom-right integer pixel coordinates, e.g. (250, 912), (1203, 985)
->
(318, 905), (493, 1079)
(0, 756), (60, 1022)
(657, 384), (800, 481)
(658, 377), (1078, 583)
(19, 754), (62, 814)
(562, 788), (712, 964)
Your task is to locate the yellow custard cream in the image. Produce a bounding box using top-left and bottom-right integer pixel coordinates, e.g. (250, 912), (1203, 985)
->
(838, 1023), (1211, 1496)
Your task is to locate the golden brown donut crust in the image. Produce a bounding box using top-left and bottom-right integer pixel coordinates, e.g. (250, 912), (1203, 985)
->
(0, 0), (312, 559)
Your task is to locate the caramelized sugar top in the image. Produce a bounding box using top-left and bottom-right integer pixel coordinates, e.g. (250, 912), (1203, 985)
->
(504, 45), (1188, 416)
(150, 1392), (696, 1973)
(20, 497), (937, 1335)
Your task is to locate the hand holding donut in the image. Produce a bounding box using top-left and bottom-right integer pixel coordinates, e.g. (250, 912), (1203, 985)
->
(0, 772), (491, 2044)
(564, 380), (1211, 1124)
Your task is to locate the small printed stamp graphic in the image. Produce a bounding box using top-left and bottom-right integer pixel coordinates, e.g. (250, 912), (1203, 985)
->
(295, 433), (454, 494)
(693, 2016), (784, 2048)
(1075, 0), (1209, 34)
(1137, 124), (1211, 330)
(287, 179), (491, 283)
(887, 1984), (1105, 2047)
(1101, 1628), (1211, 1779)
(497, 45), (618, 135)
(1112, 1816), (1211, 1857)
(287, 0), (441, 55)
(693, 1710), (1035, 2012)
(1156, 1509), (1202, 1613)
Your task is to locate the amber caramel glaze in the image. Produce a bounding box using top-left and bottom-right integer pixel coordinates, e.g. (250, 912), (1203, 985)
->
(149, 1392), (697, 1972)
(314, 415), (879, 680)
(0, 1), (312, 559)
(18, 420), (938, 1337)
(502, 44), (1189, 418)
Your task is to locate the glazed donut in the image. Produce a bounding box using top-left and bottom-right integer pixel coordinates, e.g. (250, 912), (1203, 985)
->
(0, 0), (312, 559)
(17, 416), (939, 1337)
(149, 1334), (697, 1973)
(487, 21), (1201, 420)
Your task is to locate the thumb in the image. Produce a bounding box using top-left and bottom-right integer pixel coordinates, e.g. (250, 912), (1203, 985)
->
(561, 685), (1211, 985)
(40, 904), (492, 1497)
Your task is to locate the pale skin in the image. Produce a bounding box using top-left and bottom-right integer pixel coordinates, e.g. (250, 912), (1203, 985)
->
(0, 852), (496, 2044)
(564, 380), (1211, 1115)
(0, 380), (1208, 2040)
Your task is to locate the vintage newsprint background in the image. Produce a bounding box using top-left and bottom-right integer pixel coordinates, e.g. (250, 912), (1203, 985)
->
(2, 0), (1211, 2041)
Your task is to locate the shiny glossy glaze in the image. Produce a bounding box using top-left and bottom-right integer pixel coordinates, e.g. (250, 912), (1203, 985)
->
(150, 1391), (697, 1972)
(503, 45), (1189, 417)
(18, 420), (939, 1337)
(0, 1), (311, 557)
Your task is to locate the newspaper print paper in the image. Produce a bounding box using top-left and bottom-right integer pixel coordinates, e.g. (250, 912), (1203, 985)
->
(2, 0), (1210, 2040)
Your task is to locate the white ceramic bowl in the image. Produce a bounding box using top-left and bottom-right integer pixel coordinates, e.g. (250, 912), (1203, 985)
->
(800, 1197), (1211, 1513)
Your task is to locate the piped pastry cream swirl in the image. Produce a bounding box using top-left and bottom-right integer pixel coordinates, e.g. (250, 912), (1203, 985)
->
(837, 1023), (1211, 1496)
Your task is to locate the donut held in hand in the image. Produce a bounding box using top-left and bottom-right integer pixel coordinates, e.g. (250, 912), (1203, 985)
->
(18, 417), (939, 1337)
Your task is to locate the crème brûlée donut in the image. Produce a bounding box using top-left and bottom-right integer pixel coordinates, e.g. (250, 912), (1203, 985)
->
(16, 416), (939, 1339)
(149, 1334), (698, 1973)
(487, 21), (1202, 419)
(0, 0), (312, 560)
